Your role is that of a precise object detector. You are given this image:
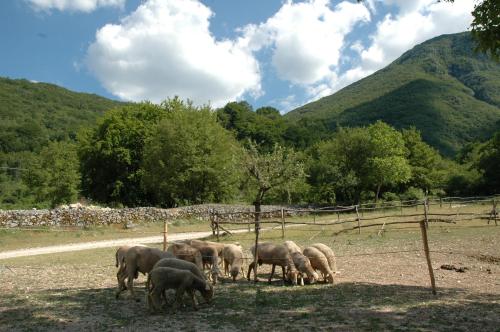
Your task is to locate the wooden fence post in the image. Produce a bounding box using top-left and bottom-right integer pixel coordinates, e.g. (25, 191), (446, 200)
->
(424, 198), (429, 229)
(281, 207), (285, 239)
(215, 213), (220, 242)
(355, 205), (361, 234)
(489, 199), (498, 226)
(210, 209), (216, 236)
(419, 219), (437, 295)
(163, 220), (168, 251)
(253, 209), (261, 282)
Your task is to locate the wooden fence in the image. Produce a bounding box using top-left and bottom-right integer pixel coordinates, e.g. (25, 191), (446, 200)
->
(208, 195), (499, 294)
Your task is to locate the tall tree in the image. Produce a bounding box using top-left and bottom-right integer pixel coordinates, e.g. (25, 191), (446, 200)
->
(78, 102), (167, 206)
(24, 141), (80, 207)
(142, 105), (243, 207)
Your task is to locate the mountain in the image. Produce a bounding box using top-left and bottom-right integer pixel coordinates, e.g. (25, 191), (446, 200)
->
(0, 77), (124, 153)
(287, 32), (500, 156)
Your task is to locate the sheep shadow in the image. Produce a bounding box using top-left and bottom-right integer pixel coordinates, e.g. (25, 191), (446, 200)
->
(1, 282), (499, 331)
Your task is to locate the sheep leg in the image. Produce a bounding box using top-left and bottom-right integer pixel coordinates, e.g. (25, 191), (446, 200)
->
(174, 286), (187, 312)
(150, 287), (163, 313)
(247, 262), (255, 281)
(127, 272), (136, 300)
(269, 264), (276, 283)
(224, 259), (229, 276)
(115, 270), (128, 299)
(281, 266), (286, 282)
(188, 289), (199, 310)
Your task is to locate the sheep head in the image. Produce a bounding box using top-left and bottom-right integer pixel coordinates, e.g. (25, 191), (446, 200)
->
(202, 283), (214, 304)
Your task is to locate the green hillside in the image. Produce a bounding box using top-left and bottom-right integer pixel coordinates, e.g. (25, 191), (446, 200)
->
(287, 32), (500, 156)
(0, 77), (124, 153)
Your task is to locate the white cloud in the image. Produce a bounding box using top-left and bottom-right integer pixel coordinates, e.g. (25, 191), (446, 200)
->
(86, 0), (261, 107)
(307, 0), (474, 103)
(27, 0), (125, 12)
(242, 0), (371, 85)
(360, 0), (474, 70)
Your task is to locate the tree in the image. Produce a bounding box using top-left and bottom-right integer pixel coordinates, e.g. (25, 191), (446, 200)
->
(307, 121), (411, 203)
(402, 127), (446, 194)
(477, 131), (500, 193)
(217, 102), (286, 152)
(78, 102), (168, 206)
(23, 141), (80, 207)
(243, 141), (306, 217)
(142, 105), (243, 207)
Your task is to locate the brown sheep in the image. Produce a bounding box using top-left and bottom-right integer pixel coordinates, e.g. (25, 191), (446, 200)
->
(247, 242), (298, 285)
(116, 246), (174, 300)
(167, 243), (204, 271)
(311, 243), (337, 277)
(222, 244), (244, 281)
(283, 240), (302, 254)
(303, 246), (334, 284)
(291, 251), (318, 285)
(147, 267), (214, 313)
(188, 239), (226, 256)
(115, 244), (146, 285)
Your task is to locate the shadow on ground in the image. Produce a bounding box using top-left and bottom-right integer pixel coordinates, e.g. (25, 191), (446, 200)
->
(1, 281), (499, 331)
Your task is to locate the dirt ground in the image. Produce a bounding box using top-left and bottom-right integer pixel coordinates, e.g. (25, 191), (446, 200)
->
(0, 223), (499, 331)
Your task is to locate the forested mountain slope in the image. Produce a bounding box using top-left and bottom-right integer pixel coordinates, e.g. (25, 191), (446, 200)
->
(287, 32), (500, 156)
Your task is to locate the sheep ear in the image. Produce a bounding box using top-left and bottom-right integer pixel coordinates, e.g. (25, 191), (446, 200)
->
(205, 284), (211, 291)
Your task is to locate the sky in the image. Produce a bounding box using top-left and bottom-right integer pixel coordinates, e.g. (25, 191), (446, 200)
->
(0, 0), (475, 112)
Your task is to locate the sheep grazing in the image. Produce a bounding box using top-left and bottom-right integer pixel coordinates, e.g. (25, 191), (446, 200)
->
(147, 267), (214, 313)
(291, 251), (318, 286)
(115, 246), (174, 300)
(167, 243), (204, 271)
(198, 245), (221, 285)
(247, 242), (298, 285)
(283, 240), (302, 254)
(222, 244), (244, 281)
(151, 257), (208, 306)
(115, 244), (146, 283)
(311, 243), (337, 277)
(303, 246), (335, 284)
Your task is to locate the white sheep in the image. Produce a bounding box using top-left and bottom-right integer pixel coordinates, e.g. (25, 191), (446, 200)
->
(247, 242), (298, 285)
(222, 244), (245, 281)
(303, 246), (334, 284)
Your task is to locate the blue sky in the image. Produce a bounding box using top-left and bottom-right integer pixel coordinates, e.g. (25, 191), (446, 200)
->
(0, 0), (474, 112)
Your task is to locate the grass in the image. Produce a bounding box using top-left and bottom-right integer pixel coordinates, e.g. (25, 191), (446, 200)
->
(0, 211), (499, 331)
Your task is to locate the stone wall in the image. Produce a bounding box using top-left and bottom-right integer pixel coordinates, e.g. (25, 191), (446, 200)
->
(0, 204), (295, 228)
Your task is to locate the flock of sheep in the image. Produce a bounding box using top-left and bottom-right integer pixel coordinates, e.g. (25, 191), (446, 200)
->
(114, 239), (337, 313)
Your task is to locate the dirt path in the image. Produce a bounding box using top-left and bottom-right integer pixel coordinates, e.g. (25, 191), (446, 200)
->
(0, 229), (251, 260)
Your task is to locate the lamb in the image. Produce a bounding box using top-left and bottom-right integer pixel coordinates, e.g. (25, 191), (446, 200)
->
(291, 251), (318, 285)
(247, 242), (298, 285)
(147, 267), (214, 312)
(303, 246), (335, 284)
(222, 244), (245, 281)
(311, 243), (337, 277)
(283, 240), (302, 254)
(167, 243), (204, 272)
(115, 246), (174, 300)
(151, 257), (208, 306)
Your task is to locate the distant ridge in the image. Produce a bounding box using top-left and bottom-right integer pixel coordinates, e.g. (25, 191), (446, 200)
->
(0, 77), (124, 153)
(287, 32), (500, 156)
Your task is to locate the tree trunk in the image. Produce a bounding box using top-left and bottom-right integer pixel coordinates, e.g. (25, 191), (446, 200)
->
(375, 183), (382, 204)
